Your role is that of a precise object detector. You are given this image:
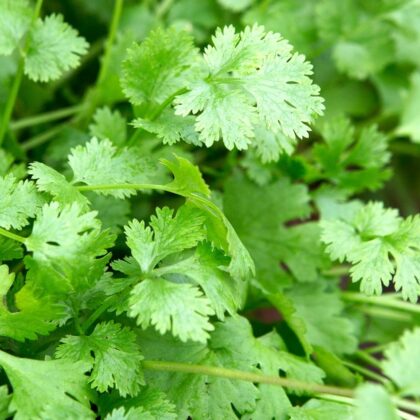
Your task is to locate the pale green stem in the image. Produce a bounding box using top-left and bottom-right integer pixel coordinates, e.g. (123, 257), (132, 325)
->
(142, 360), (354, 397)
(0, 0), (44, 146)
(0, 227), (26, 244)
(342, 292), (420, 315)
(10, 105), (82, 130)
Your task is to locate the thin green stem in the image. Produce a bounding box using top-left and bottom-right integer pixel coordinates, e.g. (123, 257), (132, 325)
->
(148, 87), (189, 121)
(322, 265), (350, 277)
(97, 0), (124, 85)
(353, 351), (383, 370)
(355, 306), (413, 322)
(0, 0), (44, 146)
(81, 296), (119, 332)
(77, 183), (171, 194)
(142, 360), (355, 397)
(21, 122), (67, 151)
(10, 105), (82, 131)
(343, 361), (391, 388)
(0, 227), (26, 244)
(342, 292), (420, 315)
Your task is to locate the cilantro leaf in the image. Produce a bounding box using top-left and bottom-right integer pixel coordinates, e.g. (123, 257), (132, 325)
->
(121, 27), (201, 108)
(382, 328), (420, 397)
(68, 138), (164, 198)
(89, 107), (127, 146)
(56, 321), (144, 396)
(0, 350), (93, 419)
(0, 0), (31, 56)
(140, 316), (324, 418)
(129, 278), (215, 343)
(0, 265), (63, 341)
(29, 162), (90, 209)
(321, 202), (420, 301)
(174, 25), (324, 157)
(355, 384), (398, 420)
(25, 14), (88, 82)
(0, 174), (43, 230)
(223, 174), (329, 287)
(124, 205), (206, 273)
(312, 117), (391, 192)
(25, 202), (115, 295)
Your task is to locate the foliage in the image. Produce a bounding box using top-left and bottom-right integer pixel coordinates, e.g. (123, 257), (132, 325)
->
(0, 0), (420, 418)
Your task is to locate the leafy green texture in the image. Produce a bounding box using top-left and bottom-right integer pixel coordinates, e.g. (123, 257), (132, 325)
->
(355, 384), (399, 420)
(141, 316), (323, 419)
(25, 14), (88, 82)
(175, 25), (324, 158)
(0, 0), (31, 55)
(0, 175), (42, 230)
(102, 387), (176, 420)
(89, 107), (127, 146)
(289, 398), (353, 420)
(68, 138), (163, 198)
(382, 328), (420, 397)
(115, 205), (240, 342)
(321, 202), (420, 302)
(224, 174), (328, 287)
(312, 117), (391, 192)
(0, 265), (62, 341)
(0, 3), (420, 419)
(121, 27), (200, 107)
(56, 321), (144, 396)
(25, 202), (115, 295)
(0, 350), (93, 419)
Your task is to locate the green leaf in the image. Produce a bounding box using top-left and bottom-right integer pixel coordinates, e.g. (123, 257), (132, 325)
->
(289, 398), (353, 420)
(29, 162), (90, 209)
(129, 278), (215, 343)
(0, 0), (31, 56)
(56, 321), (144, 396)
(396, 71), (420, 143)
(0, 174), (43, 230)
(0, 350), (93, 419)
(140, 316), (323, 419)
(25, 14), (88, 82)
(175, 25), (324, 158)
(0, 385), (11, 420)
(321, 202), (420, 301)
(89, 107), (127, 146)
(124, 205), (206, 273)
(157, 243), (243, 320)
(382, 328), (420, 397)
(312, 116), (391, 192)
(121, 27), (201, 107)
(355, 384), (398, 420)
(25, 202), (115, 294)
(223, 174), (328, 287)
(0, 265), (63, 341)
(99, 386), (176, 420)
(68, 138), (164, 198)
(282, 283), (357, 355)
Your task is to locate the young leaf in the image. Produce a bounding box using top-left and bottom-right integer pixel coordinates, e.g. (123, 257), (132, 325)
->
(121, 27), (201, 107)
(0, 350), (93, 419)
(0, 265), (62, 341)
(25, 14), (88, 82)
(89, 107), (127, 146)
(129, 278), (215, 343)
(0, 0), (31, 55)
(0, 174), (43, 230)
(382, 328), (420, 397)
(68, 138), (164, 198)
(321, 202), (420, 302)
(174, 25), (324, 157)
(56, 321), (144, 397)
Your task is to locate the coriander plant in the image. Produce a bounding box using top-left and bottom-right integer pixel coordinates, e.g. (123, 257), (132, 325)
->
(0, 0), (420, 419)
